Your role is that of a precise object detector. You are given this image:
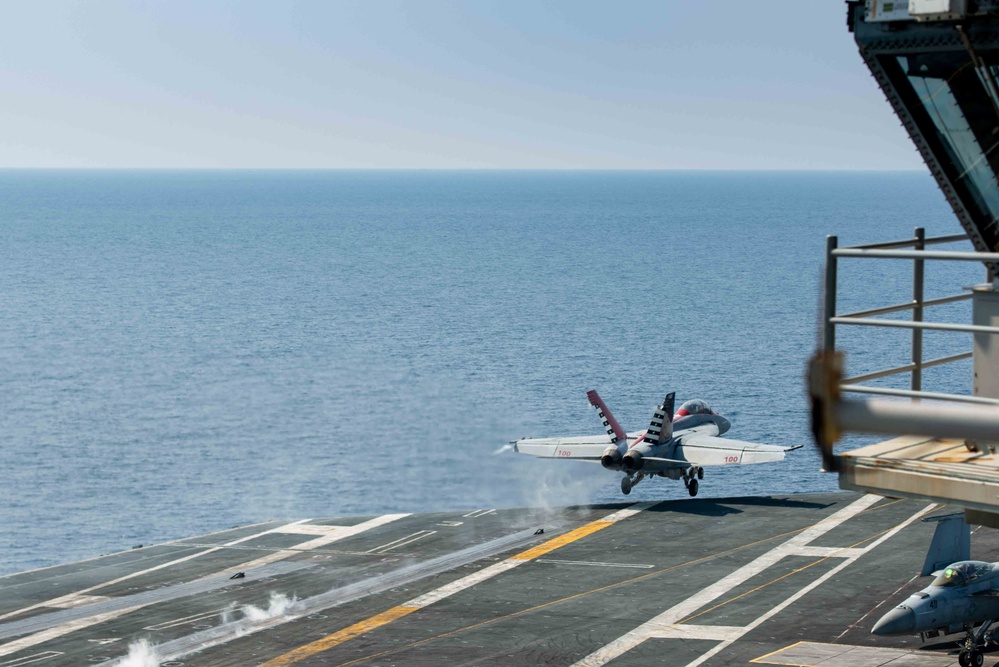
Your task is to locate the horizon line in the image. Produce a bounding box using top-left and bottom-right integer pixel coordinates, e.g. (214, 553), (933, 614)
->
(0, 166), (928, 173)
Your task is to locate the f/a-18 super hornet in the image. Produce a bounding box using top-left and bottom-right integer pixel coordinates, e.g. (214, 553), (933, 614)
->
(513, 390), (800, 496)
(872, 514), (999, 667)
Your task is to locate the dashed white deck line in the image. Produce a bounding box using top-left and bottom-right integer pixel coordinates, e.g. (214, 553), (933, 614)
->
(535, 559), (655, 569)
(366, 530), (437, 554)
(144, 608), (228, 631)
(569, 494), (917, 667)
(0, 652), (63, 666)
(0, 512), (409, 640)
(462, 509), (496, 518)
(0, 607), (141, 658)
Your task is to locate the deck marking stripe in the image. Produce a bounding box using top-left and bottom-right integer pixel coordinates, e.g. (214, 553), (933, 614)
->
(833, 571), (921, 642)
(0, 607), (142, 658)
(749, 640), (809, 665)
(0, 513), (408, 623)
(260, 606), (420, 667)
(366, 530), (437, 554)
(259, 503), (651, 666)
(681, 502), (937, 667)
(325, 499), (911, 667)
(535, 559), (655, 569)
(0, 653), (64, 667)
(510, 521), (612, 561)
(144, 607), (229, 631)
(654, 624), (744, 641)
(568, 494), (889, 667)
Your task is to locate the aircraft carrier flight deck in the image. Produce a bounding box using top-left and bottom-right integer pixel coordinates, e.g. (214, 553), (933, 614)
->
(1, 492), (989, 666)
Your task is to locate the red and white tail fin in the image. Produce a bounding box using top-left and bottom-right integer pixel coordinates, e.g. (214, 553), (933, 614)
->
(587, 389), (627, 446)
(642, 392), (675, 445)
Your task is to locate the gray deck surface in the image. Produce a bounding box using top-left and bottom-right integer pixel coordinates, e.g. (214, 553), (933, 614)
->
(1, 492), (996, 666)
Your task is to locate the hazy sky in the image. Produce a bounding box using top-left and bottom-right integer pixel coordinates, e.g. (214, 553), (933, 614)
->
(1, 1), (923, 169)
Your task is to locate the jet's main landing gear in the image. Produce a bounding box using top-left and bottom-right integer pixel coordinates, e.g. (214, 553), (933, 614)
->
(683, 468), (701, 497)
(621, 472), (645, 495)
(959, 619), (994, 667)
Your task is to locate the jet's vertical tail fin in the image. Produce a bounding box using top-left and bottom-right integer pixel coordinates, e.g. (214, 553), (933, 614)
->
(587, 390), (627, 447)
(643, 392), (676, 445)
(920, 513), (970, 576)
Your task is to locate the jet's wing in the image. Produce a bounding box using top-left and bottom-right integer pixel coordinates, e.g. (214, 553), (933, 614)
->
(675, 434), (801, 466)
(513, 436), (608, 462)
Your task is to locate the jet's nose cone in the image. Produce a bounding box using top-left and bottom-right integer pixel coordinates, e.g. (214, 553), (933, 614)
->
(872, 606), (916, 636)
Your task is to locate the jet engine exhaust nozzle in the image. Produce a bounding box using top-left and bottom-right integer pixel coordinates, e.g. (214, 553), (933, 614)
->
(622, 451), (644, 471)
(600, 447), (622, 469)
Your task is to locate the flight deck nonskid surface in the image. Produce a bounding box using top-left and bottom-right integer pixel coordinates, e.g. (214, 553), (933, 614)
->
(1, 493), (995, 667)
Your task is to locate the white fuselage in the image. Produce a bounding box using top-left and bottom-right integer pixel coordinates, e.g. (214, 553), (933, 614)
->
(611, 413), (733, 474)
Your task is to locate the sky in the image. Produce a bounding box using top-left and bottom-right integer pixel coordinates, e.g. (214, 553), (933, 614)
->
(0, 1), (924, 170)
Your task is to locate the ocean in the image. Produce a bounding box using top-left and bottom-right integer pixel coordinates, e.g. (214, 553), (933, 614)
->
(0, 170), (979, 575)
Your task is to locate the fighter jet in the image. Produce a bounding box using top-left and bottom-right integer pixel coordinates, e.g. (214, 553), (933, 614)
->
(513, 390), (800, 496)
(872, 514), (999, 667)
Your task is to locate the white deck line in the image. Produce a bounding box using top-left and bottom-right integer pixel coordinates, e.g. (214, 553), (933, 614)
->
(0, 513), (410, 653)
(143, 608), (229, 631)
(0, 608), (142, 658)
(405, 502), (655, 609)
(0, 652), (63, 666)
(680, 502), (938, 667)
(569, 494), (890, 667)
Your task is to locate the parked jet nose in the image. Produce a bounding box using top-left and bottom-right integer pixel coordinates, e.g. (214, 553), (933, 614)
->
(871, 606), (915, 636)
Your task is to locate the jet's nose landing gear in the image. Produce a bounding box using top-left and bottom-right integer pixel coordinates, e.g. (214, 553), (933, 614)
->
(958, 619), (993, 667)
(958, 649), (983, 667)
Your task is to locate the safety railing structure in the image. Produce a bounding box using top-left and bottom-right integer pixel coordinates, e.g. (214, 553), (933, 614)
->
(823, 227), (999, 407)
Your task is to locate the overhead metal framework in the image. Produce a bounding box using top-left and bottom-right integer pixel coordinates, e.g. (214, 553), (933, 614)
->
(851, 1), (999, 271)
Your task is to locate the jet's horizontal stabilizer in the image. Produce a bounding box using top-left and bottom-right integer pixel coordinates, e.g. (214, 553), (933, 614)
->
(920, 513), (970, 577)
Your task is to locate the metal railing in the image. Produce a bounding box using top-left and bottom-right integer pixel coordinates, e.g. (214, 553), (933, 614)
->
(822, 227), (999, 407)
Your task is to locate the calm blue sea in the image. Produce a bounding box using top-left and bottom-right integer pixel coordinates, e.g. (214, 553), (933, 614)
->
(0, 170), (980, 575)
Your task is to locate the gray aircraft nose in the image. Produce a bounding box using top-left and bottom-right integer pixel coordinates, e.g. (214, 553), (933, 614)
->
(871, 606), (916, 636)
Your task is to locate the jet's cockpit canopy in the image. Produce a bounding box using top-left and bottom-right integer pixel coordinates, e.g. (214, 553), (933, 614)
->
(676, 400), (712, 418)
(930, 561), (993, 587)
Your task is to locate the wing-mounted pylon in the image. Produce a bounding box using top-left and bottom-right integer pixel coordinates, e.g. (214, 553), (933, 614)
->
(642, 392), (675, 445)
(588, 389), (629, 469)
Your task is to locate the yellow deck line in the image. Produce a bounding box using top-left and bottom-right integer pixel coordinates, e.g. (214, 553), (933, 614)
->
(260, 606), (419, 666)
(259, 518), (618, 666)
(509, 521), (612, 561)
